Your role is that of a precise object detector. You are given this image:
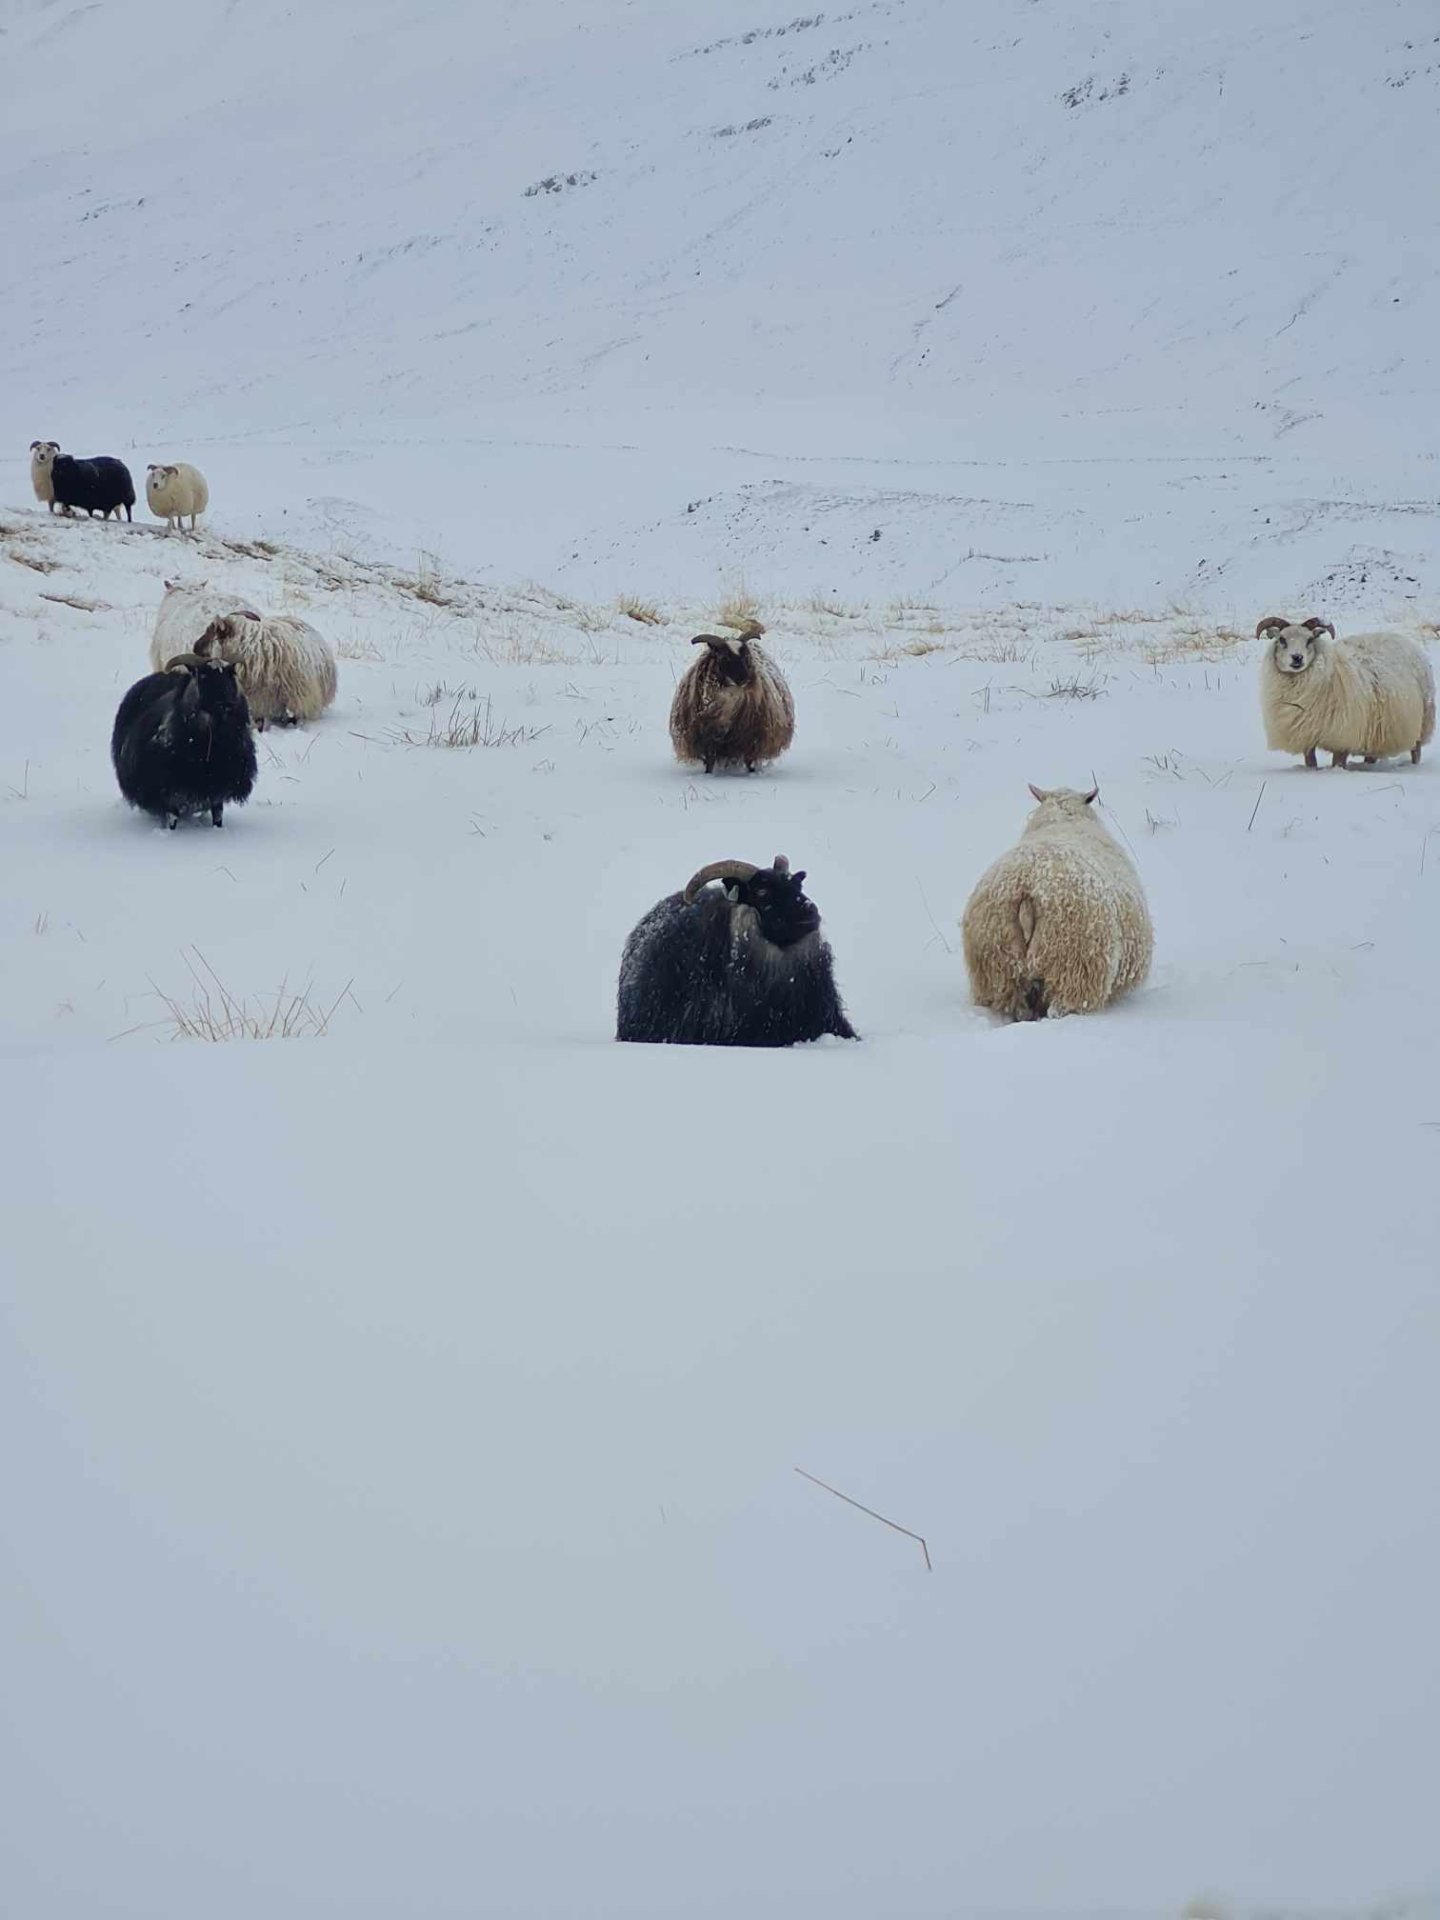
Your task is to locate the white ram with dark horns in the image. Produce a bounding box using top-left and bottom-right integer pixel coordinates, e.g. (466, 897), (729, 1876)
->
(616, 854), (857, 1046)
(1257, 614), (1434, 768)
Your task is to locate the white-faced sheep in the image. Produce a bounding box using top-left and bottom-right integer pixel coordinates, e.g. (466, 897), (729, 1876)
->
(111, 652), (256, 830)
(29, 440), (59, 511)
(145, 461), (209, 533)
(1257, 614), (1435, 768)
(961, 785), (1153, 1022)
(194, 610), (338, 728)
(669, 619), (795, 773)
(150, 580), (262, 671)
(617, 855), (857, 1046)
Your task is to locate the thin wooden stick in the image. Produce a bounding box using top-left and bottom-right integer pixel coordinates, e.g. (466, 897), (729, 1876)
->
(1246, 780), (1267, 832)
(794, 1467), (932, 1571)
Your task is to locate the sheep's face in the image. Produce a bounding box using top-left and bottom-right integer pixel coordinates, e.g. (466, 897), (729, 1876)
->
(701, 636), (753, 687)
(29, 440), (59, 472)
(736, 866), (819, 948)
(146, 465), (177, 496)
(1270, 627), (1317, 675)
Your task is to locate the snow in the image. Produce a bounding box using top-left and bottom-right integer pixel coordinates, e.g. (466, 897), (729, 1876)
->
(3, 1), (1440, 1915)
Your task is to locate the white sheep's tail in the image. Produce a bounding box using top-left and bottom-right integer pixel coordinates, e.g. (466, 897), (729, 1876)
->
(1010, 897), (1049, 1022)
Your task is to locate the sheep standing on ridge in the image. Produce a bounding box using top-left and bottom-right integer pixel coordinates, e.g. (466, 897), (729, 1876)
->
(194, 610), (337, 728)
(962, 785), (1153, 1022)
(145, 461), (209, 533)
(111, 652), (256, 829)
(29, 440), (59, 511)
(617, 855), (857, 1046)
(669, 619), (794, 773)
(1257, 615), (1435, 768)
(51, 452), (135, 521)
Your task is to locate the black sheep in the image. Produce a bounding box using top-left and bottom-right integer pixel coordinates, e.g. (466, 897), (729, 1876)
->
(111, 653), (257, 829)
(617, 855), (857, 1046)
(51, 453), (136, 521)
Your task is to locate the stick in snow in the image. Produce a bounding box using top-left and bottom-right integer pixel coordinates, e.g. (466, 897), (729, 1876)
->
(794, 1466), (932, 1571)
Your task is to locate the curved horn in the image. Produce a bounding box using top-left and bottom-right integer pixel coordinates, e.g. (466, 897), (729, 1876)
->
(163, 651), (207, 672)
(1302, 617), (1336, 641)
(691, 633), (729, 647)
(683, 858), (759, 903)
(1255, 615), (1292, 639)
(772, 854), (790, 874)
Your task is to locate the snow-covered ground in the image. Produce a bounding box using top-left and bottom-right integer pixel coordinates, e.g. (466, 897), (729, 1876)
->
(3, 1), (1439, 1916)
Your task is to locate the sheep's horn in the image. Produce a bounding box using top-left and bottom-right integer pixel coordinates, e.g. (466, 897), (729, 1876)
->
(1255, 615), (1292, 639)
(683, 858), (759, 903)
(1302, 617), (1336, 641)
(691, 633), (728, 646)
(773, 855), (790, 874)
(164, 651), (206, 672)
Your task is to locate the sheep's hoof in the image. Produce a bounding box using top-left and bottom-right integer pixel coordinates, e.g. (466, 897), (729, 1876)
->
(1332, 752), (1349, 769)
(1363, 756), (1377, 766)
(211, 807), (224, 828)
(745, 762), (757, 774)
(166, 814), (180, 831)
(1413, 746), (1423, 765)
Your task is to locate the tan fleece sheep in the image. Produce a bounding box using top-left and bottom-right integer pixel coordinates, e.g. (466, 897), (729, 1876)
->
(961, 785), (1153, 1022)
(145, 462), (210, 533)
(29, 440), (59, 512)
(196, 610), (337, 728)
(1257, 615), (1435, 768)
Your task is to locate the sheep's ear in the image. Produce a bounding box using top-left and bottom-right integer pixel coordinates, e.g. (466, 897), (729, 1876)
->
(1028, 783), (1049, 802)
(1083, 786), (1099, 804)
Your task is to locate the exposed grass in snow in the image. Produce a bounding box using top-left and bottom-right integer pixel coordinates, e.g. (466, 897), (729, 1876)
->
(115, 950), (356, 1042)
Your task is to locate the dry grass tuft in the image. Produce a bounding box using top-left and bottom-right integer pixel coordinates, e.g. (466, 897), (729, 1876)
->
(869, 635), (950, 661)
(713, 585), (764, 630)
(617, 594), (666, 625)
(1141, 624), (1251, 665)
(1045, 671), (1106, 700)
(116, 951), (355, 1043)
(393, 694), (552, 749)
(337, 633), (386, 662)
(8, 550), (62, 574)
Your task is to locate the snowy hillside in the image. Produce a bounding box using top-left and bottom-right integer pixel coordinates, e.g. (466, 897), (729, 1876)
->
(4, 0), (1440, 604)
(3, 4), (1440, 1919)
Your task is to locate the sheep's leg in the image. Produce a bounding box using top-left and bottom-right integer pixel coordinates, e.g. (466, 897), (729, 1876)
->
(1332, 751), (1349, 770)
(166, 811), (181, 831)
(702, 755), (714, 773)
(210, 803), (224, 828)
(1413, 744), (1423, 765)
(1363, 756), (1377, 766)
(1303, 749), (1317, 768)
(254, 715), (267, 732)
(745, 760), (757, 774)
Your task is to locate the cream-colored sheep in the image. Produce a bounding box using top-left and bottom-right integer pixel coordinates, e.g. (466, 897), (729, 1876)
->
(196, 610), (337, 728)
(1257, 615), (1435, 768)
(961, 785), (1153, 1022)
(150, 580), (262, 672)
(145, 461), (209, 533)
(29, 440), (59, 512)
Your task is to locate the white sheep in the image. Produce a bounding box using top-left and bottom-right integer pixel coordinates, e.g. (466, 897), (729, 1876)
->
(29, 440), (59, 512)
(145, 461), (210, 533)
(149, 579), (262, 672)
(961, 785), (1153, 1022)
(194, 609), (338, 728)
(1257, 615), (1435, 768)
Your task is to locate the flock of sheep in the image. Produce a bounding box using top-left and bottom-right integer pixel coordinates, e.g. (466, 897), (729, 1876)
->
(25, 439), (1439, 1048)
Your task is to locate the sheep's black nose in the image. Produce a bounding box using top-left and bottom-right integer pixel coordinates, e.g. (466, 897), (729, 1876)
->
(1290, 654), (1304, 668)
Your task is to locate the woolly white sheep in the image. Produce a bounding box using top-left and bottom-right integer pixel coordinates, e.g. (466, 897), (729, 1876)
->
(194, 609), (338, 728)
(1257, 615), (1435, 768)
(149, 580), (262, 671)
(145, 461), (209, 533)
(29, 440), (59, 511)
(961, 785), (1153, 1021)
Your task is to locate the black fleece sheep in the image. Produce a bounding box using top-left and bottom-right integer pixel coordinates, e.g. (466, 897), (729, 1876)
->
(51, 453), (136, 521)
(111, 652), (257, 829)
(617, 855), (857, 1046)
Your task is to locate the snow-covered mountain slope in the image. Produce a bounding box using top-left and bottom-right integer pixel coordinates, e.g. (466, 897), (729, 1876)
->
(4, 5), (1440, 1917)
(4, 0), (1439, 604)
